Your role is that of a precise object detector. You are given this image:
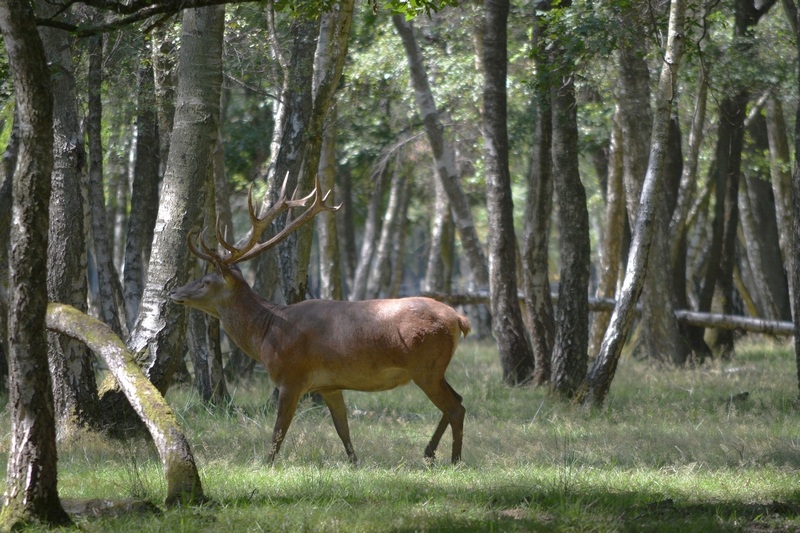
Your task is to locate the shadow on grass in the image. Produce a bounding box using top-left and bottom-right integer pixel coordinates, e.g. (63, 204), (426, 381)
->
(206, 473), (800, 532)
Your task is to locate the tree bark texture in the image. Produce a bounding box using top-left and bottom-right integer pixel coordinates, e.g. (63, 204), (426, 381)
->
(550, 71), (590, 397)
(46, 304), (205, 506)
(585, 0), (687, 406)
(616, 11), (688, 364)
(483, 0), (535, 385)
(0, 0), (71, 525)
(521, 8), (555, 385)
(86, 34), (126, 338)
(317, 104), (344, 300)
(39, 9), (101, 437)
(588, 110), (624, 359)
(351, 157), (391, 300)
(100, 6), (225, 420)
(123, 60), (161, 332)
(792, 0), (800, 401)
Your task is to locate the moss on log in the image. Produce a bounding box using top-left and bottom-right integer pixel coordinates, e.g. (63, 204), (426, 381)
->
(46, 303), (205, 506)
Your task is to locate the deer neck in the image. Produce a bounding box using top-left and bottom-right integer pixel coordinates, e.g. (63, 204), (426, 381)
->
(215, 286), (281, 360)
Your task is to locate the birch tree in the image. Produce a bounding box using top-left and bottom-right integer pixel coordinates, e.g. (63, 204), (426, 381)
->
(584, 0), (688, 406)
(0, 0), (70, 525)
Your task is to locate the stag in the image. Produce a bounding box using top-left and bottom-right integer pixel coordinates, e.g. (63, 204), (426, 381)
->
(170, 178), (469, 465)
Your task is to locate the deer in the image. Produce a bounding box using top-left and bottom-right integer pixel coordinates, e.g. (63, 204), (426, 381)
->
(170, 177), (469, 465)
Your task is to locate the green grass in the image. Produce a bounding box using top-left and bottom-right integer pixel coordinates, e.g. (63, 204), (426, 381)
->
(3, 338), (800, 531)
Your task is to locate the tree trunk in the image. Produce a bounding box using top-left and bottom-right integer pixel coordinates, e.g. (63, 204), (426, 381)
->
(483, 0), (535, 385)
(424, 170), (456, 294)
(86, 34), (126, 338)
(521, 7), (555, 386)
(0, 106), (17, 390)
(588, 109), (624, 358)
(283, 0), (354, 305)
(740, 115), (791, 320)
(351, 157), (391, 300)
(46, 304), (205, 506)
(791, 0), (800, 401)
(669, 59), (712, 360)
(393, 14), (490, 290)
(151, 24), (178, 174)
(550, 67), (590, 397)
(317, 104), (344, 300)
(366, 164), (408, 298)
(616, 9), (688, 364)
(765, 97), (794, 305)
(0, 0), (71, 525)
(99, 6), (225, 421)
(584, 0), (687, 406)
(123, 59), (161, 332)
(40, 10), (101, 435)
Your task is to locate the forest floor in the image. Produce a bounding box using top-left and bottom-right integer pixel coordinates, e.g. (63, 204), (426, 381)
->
(1, 337), (799, 531)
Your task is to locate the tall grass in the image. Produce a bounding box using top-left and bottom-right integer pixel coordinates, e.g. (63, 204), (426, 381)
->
(1, 338), (799, 531)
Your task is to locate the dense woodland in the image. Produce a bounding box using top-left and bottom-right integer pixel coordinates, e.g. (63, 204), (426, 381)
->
(1, 0), (800, 526)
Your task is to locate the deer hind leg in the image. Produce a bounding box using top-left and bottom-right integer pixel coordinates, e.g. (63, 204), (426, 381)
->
(319, 390), (358, 465)
(269, 386), (303, 464)
(414, 377), (465, 464)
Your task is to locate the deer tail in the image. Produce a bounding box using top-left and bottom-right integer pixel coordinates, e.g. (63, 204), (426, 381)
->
(457, 315), (471, 338)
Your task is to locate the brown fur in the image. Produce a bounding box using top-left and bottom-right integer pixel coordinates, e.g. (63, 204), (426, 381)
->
(171, 265), (469, 465)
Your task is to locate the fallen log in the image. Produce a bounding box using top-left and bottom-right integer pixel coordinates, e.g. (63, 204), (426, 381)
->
(422, 292), (794, 336)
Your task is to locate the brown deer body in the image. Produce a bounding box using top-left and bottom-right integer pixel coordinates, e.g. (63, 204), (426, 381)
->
(171, 179), (469, 464)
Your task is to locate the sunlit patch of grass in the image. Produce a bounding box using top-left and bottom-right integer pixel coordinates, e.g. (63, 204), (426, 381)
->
(3, 336), (800, 531)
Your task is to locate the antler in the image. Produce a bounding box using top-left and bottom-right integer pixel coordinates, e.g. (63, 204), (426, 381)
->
(188, 175), (340, 266)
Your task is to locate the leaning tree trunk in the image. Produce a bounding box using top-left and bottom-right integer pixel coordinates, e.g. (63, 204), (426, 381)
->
(584, 0), (687, 406)
(616, 10), (688, 365)
(283, 0), (354, 305)
(99, 6), (225, 424)
(46, 304), (205, 506)
(483, 0), (535, 385)
(40, 9), (101, 436)
(393, 14), (490, 291)
(0, 0), (71, 526)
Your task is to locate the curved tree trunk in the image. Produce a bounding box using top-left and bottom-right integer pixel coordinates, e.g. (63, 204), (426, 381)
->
(483, 0), (535, 385)
(0, 0), (71, 525)
(46, 304), (205, 506)
(366, 164), (408, 298)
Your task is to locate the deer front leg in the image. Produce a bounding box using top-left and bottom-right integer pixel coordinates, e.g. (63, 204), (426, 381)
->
(268, 387), (302, 464)
(319, 390), (358, 465)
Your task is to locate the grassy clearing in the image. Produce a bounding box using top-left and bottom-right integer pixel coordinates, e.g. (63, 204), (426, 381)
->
(2, 338), (800, 531)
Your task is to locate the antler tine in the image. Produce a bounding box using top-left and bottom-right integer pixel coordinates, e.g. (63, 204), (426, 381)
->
(232, 176), (340, 265)
(187, 228), (224, 266)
